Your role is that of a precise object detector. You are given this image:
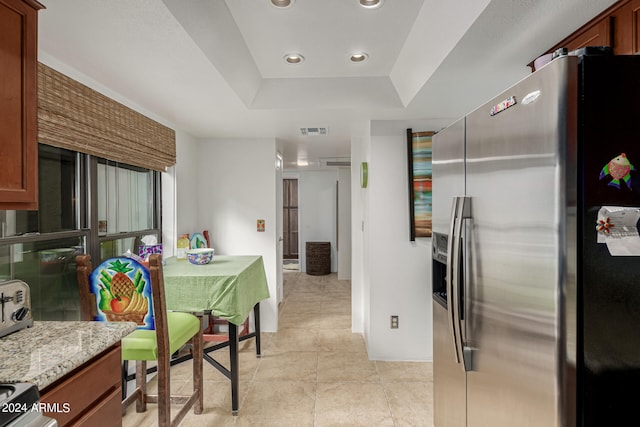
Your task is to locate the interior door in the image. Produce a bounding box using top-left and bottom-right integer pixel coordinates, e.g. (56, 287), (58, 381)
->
(283, 179), (299, 259)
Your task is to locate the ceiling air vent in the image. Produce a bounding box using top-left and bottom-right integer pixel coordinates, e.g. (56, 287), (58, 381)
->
(326, 161), (351, 167)
(300, 127), (328, 136)
(321, 157), (351, 167)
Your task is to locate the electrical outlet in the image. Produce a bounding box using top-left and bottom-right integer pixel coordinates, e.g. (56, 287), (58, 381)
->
(391, 315), (399, 329)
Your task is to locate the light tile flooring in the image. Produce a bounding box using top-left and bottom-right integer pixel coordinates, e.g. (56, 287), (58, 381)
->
(123, 271), (434, 426)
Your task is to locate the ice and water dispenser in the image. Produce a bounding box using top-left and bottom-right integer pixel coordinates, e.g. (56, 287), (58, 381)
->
(432, 232), (448, 308)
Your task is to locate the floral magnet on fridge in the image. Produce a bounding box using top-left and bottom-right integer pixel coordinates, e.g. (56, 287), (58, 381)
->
(599, 153), (635, 189)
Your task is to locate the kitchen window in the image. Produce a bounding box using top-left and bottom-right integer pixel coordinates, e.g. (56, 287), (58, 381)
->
(97, 159), (155, 235)
(94, 158), (161, 264)
(0, 145), (79, 237)
(0, 144), (162, 320)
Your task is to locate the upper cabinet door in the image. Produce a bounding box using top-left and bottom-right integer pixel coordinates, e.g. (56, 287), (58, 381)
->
(611, 0), (640, 54)
(536, 0), (640, 66)
(567, 18), (611, 51)
(0, 0), (44, 210)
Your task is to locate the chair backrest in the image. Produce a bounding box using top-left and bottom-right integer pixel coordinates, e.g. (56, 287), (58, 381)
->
(76, 254), (168, 335)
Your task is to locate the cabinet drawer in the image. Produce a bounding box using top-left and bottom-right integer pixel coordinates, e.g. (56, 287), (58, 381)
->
(70, 387), (121, 427)
(41, 345), (121, 426)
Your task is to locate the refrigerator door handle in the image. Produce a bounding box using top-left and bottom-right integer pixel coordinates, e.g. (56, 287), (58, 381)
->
(446, 196), (461, 364)
(462, 216), (476, 372)
(452, 196), (471, 371)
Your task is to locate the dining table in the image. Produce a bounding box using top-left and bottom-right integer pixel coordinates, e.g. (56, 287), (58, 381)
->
(162, 255), (270, 415)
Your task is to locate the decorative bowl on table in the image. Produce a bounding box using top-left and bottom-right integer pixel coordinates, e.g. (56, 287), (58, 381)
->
(40, 248), (75, 263)
(39, 248), (76, 273)
(186, 248), (214, 265)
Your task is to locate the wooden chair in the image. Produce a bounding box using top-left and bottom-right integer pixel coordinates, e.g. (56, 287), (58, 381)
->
(202, 315), (250, 343)
(76, 254), (203, 427)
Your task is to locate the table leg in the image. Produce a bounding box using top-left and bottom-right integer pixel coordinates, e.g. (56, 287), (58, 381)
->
(229, 322), (239, 416)
(170, 310), (261, 416)
(253, 302), (261, 358)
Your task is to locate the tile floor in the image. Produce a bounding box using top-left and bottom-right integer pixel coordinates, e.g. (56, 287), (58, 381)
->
(123, 271), (434, 426)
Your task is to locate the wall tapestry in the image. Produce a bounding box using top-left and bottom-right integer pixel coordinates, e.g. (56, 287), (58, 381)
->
(407, 129), (433, 240)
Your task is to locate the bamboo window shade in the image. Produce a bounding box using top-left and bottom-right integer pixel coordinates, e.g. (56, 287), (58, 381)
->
(37, 62), (176, 172)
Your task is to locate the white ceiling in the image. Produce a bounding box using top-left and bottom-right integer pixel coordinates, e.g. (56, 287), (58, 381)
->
(37, 0), (617, 170)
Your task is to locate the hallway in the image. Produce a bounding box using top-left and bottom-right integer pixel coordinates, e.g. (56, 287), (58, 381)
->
(123, 271), (434, 426)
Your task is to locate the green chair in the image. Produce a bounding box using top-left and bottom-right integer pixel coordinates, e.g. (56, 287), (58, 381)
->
(76, 254), (203, 427)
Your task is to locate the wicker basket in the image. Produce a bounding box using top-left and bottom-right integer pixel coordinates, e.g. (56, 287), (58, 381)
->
(102, 309), (148, 325)
(306, 242), (331, 276)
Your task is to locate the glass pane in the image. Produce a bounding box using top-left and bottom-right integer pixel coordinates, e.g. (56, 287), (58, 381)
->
(100, 237), (137, 260)
(118, 167), (132, 232)
(97, 161), (109, 235)
(0, 145), (77, 236)
(0, 237), (86, 321)
(0, 245), (9, 281)
(97, 160), (153, 235)
(99, 233), (159, 263)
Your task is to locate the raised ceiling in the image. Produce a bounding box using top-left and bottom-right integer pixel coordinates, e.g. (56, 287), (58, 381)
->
(37, 0), (617, 169)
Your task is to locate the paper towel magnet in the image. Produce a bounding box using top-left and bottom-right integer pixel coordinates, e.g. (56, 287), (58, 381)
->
(599, 153), (635, 189)
(595, 206), (640, 256)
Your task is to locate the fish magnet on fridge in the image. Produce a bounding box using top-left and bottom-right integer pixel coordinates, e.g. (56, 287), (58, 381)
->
(599, 153), (635, 189)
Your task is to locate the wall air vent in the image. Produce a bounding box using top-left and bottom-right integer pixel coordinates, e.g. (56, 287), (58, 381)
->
(300, 127), (328, 136)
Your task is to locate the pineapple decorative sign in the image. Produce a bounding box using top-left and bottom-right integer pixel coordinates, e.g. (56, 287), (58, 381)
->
(89, 257), (154, 330)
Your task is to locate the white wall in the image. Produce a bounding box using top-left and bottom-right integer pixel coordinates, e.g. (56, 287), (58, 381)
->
(161, 165), (176, 258)
(195, 138), (279, 333)
(368, 131), (432, 360)
(337, 168), (351, 280)
(174, 131), (200, 239)
(352, 119), (450, 361)
(165, 130), (198, 257)
(350, 120), (370, 336)
(163, 130), (200, 258)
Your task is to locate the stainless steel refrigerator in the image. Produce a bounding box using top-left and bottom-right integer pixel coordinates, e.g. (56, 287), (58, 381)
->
(432, 48), (640, 427)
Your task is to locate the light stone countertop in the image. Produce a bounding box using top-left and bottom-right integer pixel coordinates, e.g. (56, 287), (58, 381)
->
(0, 321), (136, 390)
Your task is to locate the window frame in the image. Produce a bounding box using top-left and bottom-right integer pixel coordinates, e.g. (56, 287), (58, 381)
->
(0, 145), (162, 278)
(87, 156), (162, 263)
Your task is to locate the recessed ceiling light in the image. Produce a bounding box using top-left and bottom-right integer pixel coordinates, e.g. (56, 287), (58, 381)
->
(360, 0), (384, 9)
(271, 0), (294, 8)
(284, 53), (304, 64)
(350, 52), (369, 63)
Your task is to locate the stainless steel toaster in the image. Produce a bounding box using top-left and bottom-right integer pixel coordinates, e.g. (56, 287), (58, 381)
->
(0, 280), (33, 339)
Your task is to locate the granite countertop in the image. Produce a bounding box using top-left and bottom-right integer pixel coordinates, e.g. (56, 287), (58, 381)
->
(0, 321), (136, 390)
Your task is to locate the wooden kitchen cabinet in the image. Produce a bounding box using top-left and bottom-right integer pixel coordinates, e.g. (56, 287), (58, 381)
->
(559, 17), (612, 51)
(0, 0), (44, 210)
(40, 345), (123, 427)
(535, 0), (640, 63)
(610, 0), (640, 54)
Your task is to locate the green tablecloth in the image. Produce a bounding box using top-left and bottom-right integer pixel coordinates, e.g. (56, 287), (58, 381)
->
(162, 255), (270, 325)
